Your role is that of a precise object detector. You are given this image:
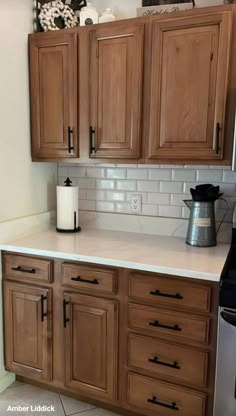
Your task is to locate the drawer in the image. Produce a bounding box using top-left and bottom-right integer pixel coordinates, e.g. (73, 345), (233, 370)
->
(128, 272), (211, 313)
(128, 304), (210, 345)
(128, 334), (208, 387)
(127, 373), (206, 416)
(62, 263), (117, 294)
(4, 254), (52, 283)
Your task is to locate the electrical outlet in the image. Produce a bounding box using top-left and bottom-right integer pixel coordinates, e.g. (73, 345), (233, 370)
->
(131, 194), (142, 214)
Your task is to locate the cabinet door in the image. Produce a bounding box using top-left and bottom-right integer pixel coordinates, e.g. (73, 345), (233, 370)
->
(29, 31), (78, 159)
(4, 281), (52, 381)
(64, 292), (118, 402)
(148, 11), (232, 161)
(89, 23), (144, 159)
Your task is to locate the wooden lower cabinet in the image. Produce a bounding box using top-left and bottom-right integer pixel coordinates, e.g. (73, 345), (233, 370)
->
(2, 253), (218, 416)
(63, 292), (118, 403)
(127, 373), (206, 416)
(3, 281), (52, 381)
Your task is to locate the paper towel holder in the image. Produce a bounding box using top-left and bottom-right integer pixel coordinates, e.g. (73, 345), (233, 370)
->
(56, 178), (81, 233)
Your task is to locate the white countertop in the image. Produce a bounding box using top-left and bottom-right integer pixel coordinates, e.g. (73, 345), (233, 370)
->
(0, 228), (230, 282)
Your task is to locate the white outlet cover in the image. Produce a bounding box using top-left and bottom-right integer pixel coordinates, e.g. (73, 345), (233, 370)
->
(131, 194), (142, 214)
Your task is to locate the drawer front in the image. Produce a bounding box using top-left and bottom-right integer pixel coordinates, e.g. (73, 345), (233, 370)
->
(127, 373), (206, 416)
(128, 334), (208, 386)
(128, 273), (211, 312)
(62, 263), (117, 294)
(4, 254), (52, 283)
(128, 304), (210, 345)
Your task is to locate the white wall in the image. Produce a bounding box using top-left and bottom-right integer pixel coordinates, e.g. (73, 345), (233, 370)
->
(0, 0), (57, 223)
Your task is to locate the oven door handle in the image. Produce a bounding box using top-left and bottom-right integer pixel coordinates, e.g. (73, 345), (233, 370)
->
(221, 310), (236, 327)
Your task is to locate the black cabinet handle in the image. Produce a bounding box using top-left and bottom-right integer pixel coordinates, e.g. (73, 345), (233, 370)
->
(12, 266), (36, 274)
(68, 127), (74, 153)
(63, 299), (69, 328)
(41, 295), (47, 322)
(215, 122), (221, 155)
(149, 320), (182, 332)
(71, 276), (99, 285)
(89, 126), (96, 155)
(148, 356), (180, 370)
(147, 396), (179, 411)
(150, 290), (183, 300)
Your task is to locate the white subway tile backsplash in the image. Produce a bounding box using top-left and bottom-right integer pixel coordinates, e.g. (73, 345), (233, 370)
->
(79, 200), (96, 211)
(116, 202), (131, 214)
(68, 166), (86, 177)
(160, 181), (183, 194)
(148, 193), (170, 205)
(78, 178), (95, 189)
(197, 169), (223, 182)
(126, 192), (148, 204)
(86, 190), (106, 201)
(149, 169), (172, 181)
(58, 163), (236, 224)
(142, 204), (158, 216)
(159, 205), (182, 218)
(58, 166), (67, 177)
(117, 180), (137, 191)
(171, 194), (187, 207)
(222, 170), (236, 183)
(86, 167), (105, 178)
(172, 169), (196, 182)
(96, 179), (115, 190)
(96, 201), (115, 212)
(127, 168), (148, 180)
(106, 191), (126, 201)
(106, 168), (127, 179)
(138, 180), (159, 192)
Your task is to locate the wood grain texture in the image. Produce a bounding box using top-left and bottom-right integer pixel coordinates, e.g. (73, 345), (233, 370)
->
(3, 281), (52, 381)
(127, 372), (206, 416)
(64, 292), (118, 403)
(128, 272), (211, 312)
(89, 23), (144, 159)
(62, 262), (117, 294)
(4, 253), (53, 283)
(148, 10), (232, 161)
(2, 253), (219, 416)
(29, 30), (78, 159)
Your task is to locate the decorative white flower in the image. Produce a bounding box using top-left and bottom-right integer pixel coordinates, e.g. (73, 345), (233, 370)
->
(39, 0), (78, 32)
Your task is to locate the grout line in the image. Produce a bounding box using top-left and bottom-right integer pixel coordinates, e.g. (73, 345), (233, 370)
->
(59, 395), (96, 416)
(59, 394), (67, 416)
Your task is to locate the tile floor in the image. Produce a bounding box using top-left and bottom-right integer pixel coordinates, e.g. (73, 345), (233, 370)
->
(0, 381), (121, 416)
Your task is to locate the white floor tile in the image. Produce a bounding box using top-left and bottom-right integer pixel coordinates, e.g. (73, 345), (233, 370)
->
(77, 408), (121, 416)
(0, 384), (64, 415)
(8, 380), (25, 388)
(60, 394), (96, 415)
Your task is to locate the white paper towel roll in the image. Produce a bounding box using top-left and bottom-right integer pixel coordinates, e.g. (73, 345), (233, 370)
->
(57, 186), (79, 231)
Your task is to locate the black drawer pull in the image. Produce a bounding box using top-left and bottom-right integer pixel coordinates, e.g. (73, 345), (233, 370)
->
(149, 320), (182, 332)
(71, 276), (99, 285)
(63, 300), (69, 328)
(147, 396), (179, 411)
(68, 126), (74, 153)
(215, 122), (221, 155)
(12, 266), (36, 274)
(41, 295), (47, 322)
(89, 126), (96, 155)
(148, 356), (180, 370)
(150, 290), (183, 300)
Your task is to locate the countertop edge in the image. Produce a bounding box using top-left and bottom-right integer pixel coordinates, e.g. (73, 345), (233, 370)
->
(0, 244), (221, 283)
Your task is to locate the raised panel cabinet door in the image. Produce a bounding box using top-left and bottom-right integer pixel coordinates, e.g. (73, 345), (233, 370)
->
(89, 23), (144, 158)
(3, 281), (52, 381)
(64, 292), (118, 403)
(148, 11), (232, 161)
(29, 31), (78, 159)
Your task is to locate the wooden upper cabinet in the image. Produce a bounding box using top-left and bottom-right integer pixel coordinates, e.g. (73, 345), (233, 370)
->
(64, 292), (118, 403)
(89, 23), (144, 159)
(148, 11), (232, 161)
(29, 31), (78, 159)
(4, 282), (52, 381)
